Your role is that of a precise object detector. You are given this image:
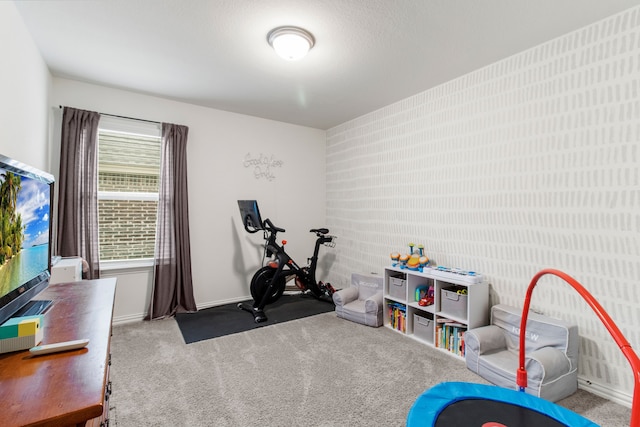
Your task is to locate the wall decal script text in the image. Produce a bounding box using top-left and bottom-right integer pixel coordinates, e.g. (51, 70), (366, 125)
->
(243, 152), (284, 181)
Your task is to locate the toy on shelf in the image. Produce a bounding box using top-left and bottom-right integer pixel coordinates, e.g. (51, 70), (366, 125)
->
(416, 285), (434, 306)
(390, 243), (430, 272)
(399, 253), (409, 267)
(431, 265), (484, 284)
(390, 252), (400, 266)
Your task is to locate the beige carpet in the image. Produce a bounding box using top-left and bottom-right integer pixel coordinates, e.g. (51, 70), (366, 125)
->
(108, 312), (631, 426)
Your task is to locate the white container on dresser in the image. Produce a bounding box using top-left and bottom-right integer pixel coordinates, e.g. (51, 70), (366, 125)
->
(50, 257), (83, 284)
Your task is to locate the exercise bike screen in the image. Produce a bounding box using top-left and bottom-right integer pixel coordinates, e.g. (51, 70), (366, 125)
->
(237, 199), (263, 232)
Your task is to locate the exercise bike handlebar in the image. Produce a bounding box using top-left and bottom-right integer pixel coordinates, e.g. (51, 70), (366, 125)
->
(263, 218), (331, 237)
(263, 218), (285, 234)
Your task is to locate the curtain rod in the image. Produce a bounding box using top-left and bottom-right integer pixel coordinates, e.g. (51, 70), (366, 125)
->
(58, 105), (160, 125)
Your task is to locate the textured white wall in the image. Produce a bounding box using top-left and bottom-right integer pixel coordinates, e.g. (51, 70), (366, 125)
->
(326, 6), (640, 403)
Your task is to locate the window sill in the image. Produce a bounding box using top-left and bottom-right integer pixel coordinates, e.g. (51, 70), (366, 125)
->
(100, 258), (154, 271)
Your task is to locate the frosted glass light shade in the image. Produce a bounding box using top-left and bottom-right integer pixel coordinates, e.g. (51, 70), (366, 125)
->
(267, 26), (315, 61)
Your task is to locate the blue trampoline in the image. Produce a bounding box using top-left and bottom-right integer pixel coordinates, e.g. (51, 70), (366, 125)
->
(406, 269), (640, 427)
(407, 382), (597, 426)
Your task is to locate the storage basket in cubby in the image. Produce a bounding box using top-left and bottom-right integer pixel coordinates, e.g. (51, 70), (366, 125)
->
(440, 287), (467, 320)
(413, 313), (434, 343)
(388, 276), (406, 300)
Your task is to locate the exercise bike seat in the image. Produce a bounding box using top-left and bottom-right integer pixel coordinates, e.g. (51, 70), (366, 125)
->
(310, 228), (329, 234)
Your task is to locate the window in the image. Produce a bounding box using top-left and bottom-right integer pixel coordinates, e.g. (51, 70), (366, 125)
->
(97, 116), (161, 264)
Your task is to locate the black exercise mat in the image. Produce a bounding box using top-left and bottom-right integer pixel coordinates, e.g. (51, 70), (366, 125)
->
(175, 294), (335, 343)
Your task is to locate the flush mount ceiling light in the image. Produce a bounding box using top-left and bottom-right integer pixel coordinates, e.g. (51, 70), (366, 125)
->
(267, 26), (315, 61)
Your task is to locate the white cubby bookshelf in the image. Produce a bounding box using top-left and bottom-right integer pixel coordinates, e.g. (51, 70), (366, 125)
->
(383, 266), (489, 359)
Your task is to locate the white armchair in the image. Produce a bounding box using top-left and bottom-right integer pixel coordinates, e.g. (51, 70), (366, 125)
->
(332, 273), (383, 327)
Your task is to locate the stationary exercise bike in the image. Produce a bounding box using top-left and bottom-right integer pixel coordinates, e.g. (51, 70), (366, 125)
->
(237, 200), (337, 323)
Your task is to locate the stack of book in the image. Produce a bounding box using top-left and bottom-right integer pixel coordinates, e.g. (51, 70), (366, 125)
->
(435, 318), (466, 357)
(387, 302), (406, 332)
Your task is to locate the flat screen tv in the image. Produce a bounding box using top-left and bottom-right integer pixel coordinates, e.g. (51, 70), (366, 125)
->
(0, 154), (54, 325)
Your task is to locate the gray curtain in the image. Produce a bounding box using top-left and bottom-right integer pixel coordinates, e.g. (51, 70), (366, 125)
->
(56, 107), (101, 279)
(146, 123), (197, 319)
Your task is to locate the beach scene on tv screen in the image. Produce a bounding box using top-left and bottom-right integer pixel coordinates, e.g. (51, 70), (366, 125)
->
(0, 168), (50, 295)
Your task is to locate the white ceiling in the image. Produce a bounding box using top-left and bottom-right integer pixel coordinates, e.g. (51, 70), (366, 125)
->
(15, 0), (640, 130)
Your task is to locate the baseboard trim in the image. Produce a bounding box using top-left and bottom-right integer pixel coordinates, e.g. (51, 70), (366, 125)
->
(196, 296), (250, 311)
(113, 313), (146, 325)
(578, 377), (632, 408)
(111, 296), (252, 325)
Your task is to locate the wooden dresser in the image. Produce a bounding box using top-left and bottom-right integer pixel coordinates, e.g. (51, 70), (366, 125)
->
(0, 278), (116, 427)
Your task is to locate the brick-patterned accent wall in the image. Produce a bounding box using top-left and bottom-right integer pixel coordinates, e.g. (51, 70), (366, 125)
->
(326, 7), (640, 402)
(98, 172), (158, 260)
